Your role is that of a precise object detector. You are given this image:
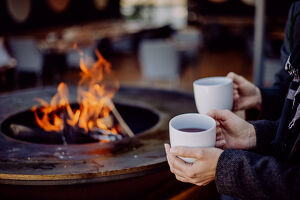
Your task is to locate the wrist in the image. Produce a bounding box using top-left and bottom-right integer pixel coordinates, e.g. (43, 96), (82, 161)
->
(247, 124), (256, 149)
(254, 87), (262, 111)
(212, 149), (224, 178)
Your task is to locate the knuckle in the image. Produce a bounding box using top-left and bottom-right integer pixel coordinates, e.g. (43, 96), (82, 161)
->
(227, 72), (234, 78)
(177, 147), (188, 156)
(167, 160), (173, 168)
(197, 150), (203, 158)
(207, 110), (214, 115)
(175, 147), (182, 153)
(186, 171), (194, 178)
(224, 109), (230, 113)
(166, 155), (170, 161)
(175, 175), (183, 182)
(169, 159), (175, 168)
(224, 109), (232, 115)
(169, 167), (175, 174)
(179, 147), (186, 154)
(197, 182), (204, 186)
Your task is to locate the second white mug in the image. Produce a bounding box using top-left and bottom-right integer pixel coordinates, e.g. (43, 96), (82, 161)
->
(193, 77), (233, 114)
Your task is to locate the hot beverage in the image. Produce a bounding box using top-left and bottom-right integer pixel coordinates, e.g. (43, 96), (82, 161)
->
(179, 128), (206, 132)
(169, 113), (216, 163)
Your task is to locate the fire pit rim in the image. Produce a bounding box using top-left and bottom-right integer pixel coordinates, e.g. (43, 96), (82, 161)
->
(0, 161), (168, 185)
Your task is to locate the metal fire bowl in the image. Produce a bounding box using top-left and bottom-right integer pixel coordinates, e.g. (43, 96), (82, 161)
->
(0, 86), (197, 185)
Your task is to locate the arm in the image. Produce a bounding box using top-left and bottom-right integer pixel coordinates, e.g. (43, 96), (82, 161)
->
(165, 144), (300, 200)
(208, 110), (279, 152)
(165, 113), (288, 199)
(216, 149), (300, 200)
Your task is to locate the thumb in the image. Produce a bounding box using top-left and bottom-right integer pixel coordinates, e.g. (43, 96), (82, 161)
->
(170, 146), (214, 159)
(207, 109), (232, 122)
(235, 97), (253, 111)
(227, 72), (245, 85)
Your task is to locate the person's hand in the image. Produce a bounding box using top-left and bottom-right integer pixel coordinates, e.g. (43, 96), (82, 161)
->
(164, 144), (223, 186)
(208, 109), (256, 150)
(227, 72), (262, 111)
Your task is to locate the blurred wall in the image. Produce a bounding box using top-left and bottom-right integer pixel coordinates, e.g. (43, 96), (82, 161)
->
(0, 0), (121, 35)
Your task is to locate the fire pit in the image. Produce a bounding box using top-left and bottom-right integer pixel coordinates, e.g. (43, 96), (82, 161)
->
(0, 86), (201, 199)
(2, 102), (159, 144)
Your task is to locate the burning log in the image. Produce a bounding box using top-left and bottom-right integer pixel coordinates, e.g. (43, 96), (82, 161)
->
(9, 123), (123, 144)
(89, 127), (122, 141)
(106, 99), (135, 138)
(100, 115), (114, 129)
(9, 124), (63, 144)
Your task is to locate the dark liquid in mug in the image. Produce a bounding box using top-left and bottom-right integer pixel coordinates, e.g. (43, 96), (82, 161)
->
(179, 128), (206, 132)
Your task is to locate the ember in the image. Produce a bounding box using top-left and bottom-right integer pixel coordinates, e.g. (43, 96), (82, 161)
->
(31, 48), (124, 143)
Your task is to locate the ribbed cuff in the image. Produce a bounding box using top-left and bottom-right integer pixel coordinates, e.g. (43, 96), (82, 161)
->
(259, 87), (284, 121)
(249, 120), (278, 154)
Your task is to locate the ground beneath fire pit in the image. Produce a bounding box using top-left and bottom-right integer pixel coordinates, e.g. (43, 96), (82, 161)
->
(0, 86), (197, 185)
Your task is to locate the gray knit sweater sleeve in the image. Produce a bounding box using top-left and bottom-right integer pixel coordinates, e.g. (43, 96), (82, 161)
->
(215, 149), (300, 200)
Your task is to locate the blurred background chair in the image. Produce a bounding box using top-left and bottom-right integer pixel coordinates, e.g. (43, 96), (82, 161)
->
(173, 28), (203, 66)
(66, 45), (95, 68)
(0, 38), (16, 91)
(7, 38), (43, 88)
(139, 39), (180, 87)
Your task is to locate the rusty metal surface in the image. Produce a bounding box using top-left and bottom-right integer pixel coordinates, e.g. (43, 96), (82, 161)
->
(0, 86), (196, 185)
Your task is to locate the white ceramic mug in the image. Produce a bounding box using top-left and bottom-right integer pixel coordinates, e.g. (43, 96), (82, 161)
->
(169, 113), (216, 163)
(193, 77), (233, 114)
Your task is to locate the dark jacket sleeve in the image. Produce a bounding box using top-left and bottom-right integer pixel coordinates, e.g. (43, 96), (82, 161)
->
(259, 83), (290, 120)
(251, 119), (280, 154)
(216, 149), (300, 200)
(246, 70), (290, 121)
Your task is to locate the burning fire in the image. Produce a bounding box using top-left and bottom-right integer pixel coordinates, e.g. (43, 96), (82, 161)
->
(32, 48), (120, 140)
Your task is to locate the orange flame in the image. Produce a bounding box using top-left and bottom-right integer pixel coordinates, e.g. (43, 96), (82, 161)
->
(32, 48), (119, 138)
